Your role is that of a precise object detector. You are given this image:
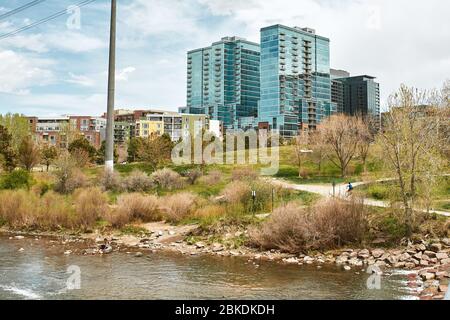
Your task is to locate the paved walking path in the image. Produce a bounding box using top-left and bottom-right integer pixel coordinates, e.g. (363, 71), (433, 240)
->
(271, 178), (450, 217)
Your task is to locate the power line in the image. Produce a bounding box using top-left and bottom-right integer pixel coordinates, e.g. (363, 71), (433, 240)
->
(0, 0), (97, 40)
(0, 0), (46, 21)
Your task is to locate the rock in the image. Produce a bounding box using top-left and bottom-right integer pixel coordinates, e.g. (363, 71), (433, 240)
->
(414, 252), (423, 260)
(416, 244), (427, 252)
(424, 251), (436, 258)
(336, 255), (348, 265)
(211, 243), (224, 252)
(439, 285), (448, 293)
(344, 266), (351, 271)
(399, 253), (411, 262)
(430, 243), (442, 252)
(234, 231), (243, 237)
(387, 256), (398, 265)
(405, 262), (416, 269)
(441, 258), (450, 265)
(420, 260), (429, 267)
(421, 273), (435, 281)
(64, 250), (72, 255)
(435, 271), (449, 279)
(229, 250), (239, 256)
(195, 242), (205, 249)
(14, 236), (25, 240)
(372, 249), (385, 258)
(18, 248), (24, 252)
(135, 252), (143, 257)
(168, 231), (175, 236)
(441, 238), (450, 246)
(358, 249), (370, 259)
(303, 256), (315, 263)
(283, 257), (299, 264)
(157, 231), (164, 237)
(436, 252), (449, 260)
(421, 254), (430, 261)
(394, 262), (406, 268)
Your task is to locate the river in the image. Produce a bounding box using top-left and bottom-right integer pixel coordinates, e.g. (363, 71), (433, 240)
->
(0, 235), (418, 300)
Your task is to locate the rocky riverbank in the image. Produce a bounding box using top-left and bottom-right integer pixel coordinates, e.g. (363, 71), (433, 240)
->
(2, 225), (449, 300)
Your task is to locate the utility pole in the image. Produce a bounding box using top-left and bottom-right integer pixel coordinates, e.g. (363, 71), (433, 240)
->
(105, 0), (116, 172)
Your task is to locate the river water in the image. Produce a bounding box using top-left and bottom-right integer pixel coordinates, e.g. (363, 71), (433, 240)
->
(0, 235), (418, 300)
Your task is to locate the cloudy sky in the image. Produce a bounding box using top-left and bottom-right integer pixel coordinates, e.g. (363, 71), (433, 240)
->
(0, 0), (449, 116)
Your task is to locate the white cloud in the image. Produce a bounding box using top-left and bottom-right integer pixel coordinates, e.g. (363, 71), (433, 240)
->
(45, 31), (106, 53)
(66, 73), (95, 87)
(116, 67), (136, 82)
(0, 50), (54, 94)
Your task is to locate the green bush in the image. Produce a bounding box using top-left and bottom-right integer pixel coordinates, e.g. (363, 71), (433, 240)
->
(0, 170), (31, 190)
(378, 215), (408, 239)
(367, 184), (390, 200)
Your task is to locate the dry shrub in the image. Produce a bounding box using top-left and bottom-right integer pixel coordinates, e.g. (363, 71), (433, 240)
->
(185, 168), (203, 185)
(100, 169), (123, 191)
(0, 190), (38, 229)
(122, 170), (154, 192)
(193, 204), (226, 220)
(231, 167), (258, 181)
(160, 192), (198, 222)
(249, 198), (367, 253)
(73, 187), (109, 230)
(199, 170), (222, 186)
(151, 168), (184, 190)
(299, 168), (310, 179)
(36, 191), (74, 230)
(221, 181), (251, 206)
(54, 152), (87, 194)
(106, 193), (160, 227)
(0, 190), (74, 231)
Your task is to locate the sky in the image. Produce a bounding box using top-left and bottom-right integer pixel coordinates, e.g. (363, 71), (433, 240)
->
(0, 0), (449, 116)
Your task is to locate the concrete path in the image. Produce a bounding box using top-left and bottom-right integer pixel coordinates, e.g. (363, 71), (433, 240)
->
(271, 178), (450, 217)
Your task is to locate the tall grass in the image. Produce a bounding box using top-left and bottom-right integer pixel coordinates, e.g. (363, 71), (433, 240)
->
(160, 192), (198, 222)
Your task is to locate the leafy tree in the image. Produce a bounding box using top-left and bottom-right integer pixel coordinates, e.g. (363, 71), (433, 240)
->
(377, 84), (448, 236)
(138, 134), (173, 170)
(18, 136), (40, 171)
(0, 125), (16, 172)
(68, 137), (96, 164)
(41, 144), (58, 172)
(127, 137), (143, 163)
(0, 113), (30, 153)
(96, 140), (118, 165)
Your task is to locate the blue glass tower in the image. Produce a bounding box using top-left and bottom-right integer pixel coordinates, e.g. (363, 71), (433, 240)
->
(259, 25), (334, 137)
(186, 37), (260, 129)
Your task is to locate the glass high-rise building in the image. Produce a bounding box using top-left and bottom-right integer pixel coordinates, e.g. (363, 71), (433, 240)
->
(331, 69), (350, 114)
(259, 25), (334, 138)
(186, 36), (260, 129)
(335, 75), (381, 129)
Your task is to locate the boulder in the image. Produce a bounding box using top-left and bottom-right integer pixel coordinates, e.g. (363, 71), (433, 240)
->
(195, 242), (205, 249)
(344, 266), (351, 271)
(436, 252), (449, 260)
(421, 273), (435, 281)
(424, 251), (436, 258)
(415, 244), (427, 252)
(430, 243), (443, 252)
(420, 260), (429, 267)
(399, 253), (411, 262)
(372, 249), (385, 258)
(358, 249), (370, 259)
(439, 285), (448, 293)
(283, 257), (299, 264)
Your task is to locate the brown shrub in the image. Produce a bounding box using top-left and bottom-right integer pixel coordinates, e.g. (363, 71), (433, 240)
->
(160, 192), (198, 222)
(199, 170), (222, 186)
(122, 170), (154, 192)
(106, 193), (160, 227)
(53, 153), (87, 194)
(0, 190), (38, 229)
(36, 191), (74, 230)
(249, 198), (367, 253)
(73, 187), (109, 230)
(231, 167), (258, 181)
(0, 190), (74, 231)
(221, 181), (251, 206)
(185, 168), (203, 185)
(151, 168), (184, 190)
(100, 169), (123, 191)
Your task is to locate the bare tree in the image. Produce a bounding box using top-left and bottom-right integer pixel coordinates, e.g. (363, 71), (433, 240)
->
(309, 130), (327, 174)
(357, 117), (374, 174)
(292, 131), (311, 177)
(318, 114), (363, 177)
(377, 84), (447, 236)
